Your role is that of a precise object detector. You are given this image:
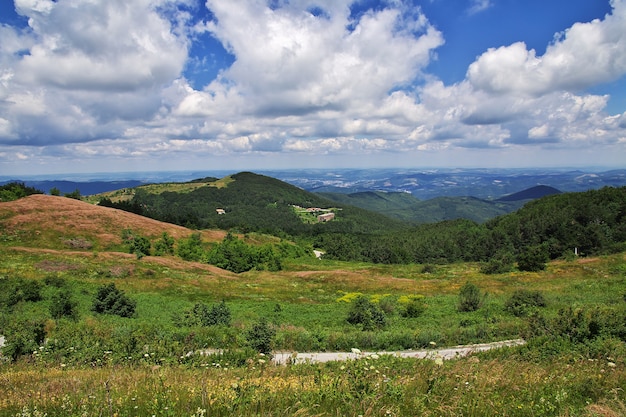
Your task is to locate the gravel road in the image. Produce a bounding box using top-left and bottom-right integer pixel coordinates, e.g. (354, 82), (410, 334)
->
(272, 339), (525, 365)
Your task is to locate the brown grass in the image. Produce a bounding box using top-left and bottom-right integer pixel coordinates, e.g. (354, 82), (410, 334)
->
(0, 194), (226, 248)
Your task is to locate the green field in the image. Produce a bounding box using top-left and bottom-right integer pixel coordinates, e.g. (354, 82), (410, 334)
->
(1, 244), (625, 416)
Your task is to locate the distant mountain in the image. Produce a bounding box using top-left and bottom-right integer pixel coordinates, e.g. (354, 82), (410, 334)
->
(497, 185), (562, 202)
(0, 180), (144, 195)
(319, 191), (522, 223)
(262, 168), (626, 200)
(316, 191), (419, 212)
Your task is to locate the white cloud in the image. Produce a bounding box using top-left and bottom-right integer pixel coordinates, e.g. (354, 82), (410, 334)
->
(198, 0), (443, 116)
(0, 0), (624, 172)
(467, 0), (492, 15)
(468, 0), (626, 95)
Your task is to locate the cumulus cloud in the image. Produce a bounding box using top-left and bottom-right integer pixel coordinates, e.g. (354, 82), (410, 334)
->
(468, 0), (626, 95)
(193, 0), (443, 117)
(0, 0), (624, 170)
(0, 0), (190, 145)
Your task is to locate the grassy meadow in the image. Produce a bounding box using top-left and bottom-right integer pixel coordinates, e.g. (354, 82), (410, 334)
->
(1, 194), (626, 416)
(1, 246), (626, 416)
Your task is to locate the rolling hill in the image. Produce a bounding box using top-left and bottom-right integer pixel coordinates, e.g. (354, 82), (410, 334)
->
(496, 185), (562, 201)
(96, 171), (408, 236)
(318, 189), (532, 224)
(0, 194), (226, 251)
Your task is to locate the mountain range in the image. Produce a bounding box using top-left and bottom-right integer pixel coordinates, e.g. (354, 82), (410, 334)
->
(2, 168), (623, 224)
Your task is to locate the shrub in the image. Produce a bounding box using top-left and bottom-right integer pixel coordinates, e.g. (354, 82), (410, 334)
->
(480, 252), (515, 274)
(179, 301), (232, 327)
(246, 317), (276, 354)
(505, 289), (546, 317)
(1, 278), (43, 308)
(153, 232), (175, 256)
(2, 320), (45, 362)
(50, 288), (79, 320)
(176, 233), (205, 261)
(346, 295), (387, 330)
(458, 282), (482, 312)
(401, 299), (426, 318)
(91, 283), (136, 318)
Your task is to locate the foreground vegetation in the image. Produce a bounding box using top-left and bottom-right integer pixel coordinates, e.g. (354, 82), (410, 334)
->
(1, 244), (625, 415)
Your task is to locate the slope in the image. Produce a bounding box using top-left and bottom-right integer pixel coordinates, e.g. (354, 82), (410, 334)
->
(104, 172), (407, 236)
(0, 194), (226, 251)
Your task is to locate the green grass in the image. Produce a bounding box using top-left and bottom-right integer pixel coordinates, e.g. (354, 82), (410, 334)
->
(1, 244), (625, 416)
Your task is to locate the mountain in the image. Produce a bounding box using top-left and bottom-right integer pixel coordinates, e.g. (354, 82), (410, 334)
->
(497, 185), (562, 201)
(0, 179), (145, 195)
(263, 168), (626, 199)
(317, 190), (529, 224)
(96, 171), (407, 236)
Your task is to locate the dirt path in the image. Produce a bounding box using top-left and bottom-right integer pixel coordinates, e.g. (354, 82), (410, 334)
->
(272, 339), (525, 364)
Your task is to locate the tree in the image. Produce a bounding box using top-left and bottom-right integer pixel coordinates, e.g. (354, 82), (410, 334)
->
(517, 245), (548, 272)
(458, 282), (482, 312)
(92, 283), (136, 318)
(50, 187), (61, 196)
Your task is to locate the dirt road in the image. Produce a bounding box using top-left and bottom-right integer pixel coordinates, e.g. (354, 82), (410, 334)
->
(272, 339), (525, 365)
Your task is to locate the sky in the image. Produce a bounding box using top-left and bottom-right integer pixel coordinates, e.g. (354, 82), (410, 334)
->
(0, 0), (625, 176)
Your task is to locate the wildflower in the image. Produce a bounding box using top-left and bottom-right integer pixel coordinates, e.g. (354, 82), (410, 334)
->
(429, 341), (436, 347)
(370, 354), (380, 360)
(434, 357), (443, 366)
(351, 348), (362, 355)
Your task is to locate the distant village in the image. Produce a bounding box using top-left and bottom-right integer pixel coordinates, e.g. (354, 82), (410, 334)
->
(291, 205), (336, 222)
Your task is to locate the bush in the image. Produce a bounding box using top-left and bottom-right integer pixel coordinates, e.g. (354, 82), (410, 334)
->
(177, 233), (205, 261)
(50, 288), (79, 320)
(346, 295), (387, 330)
(153, 232), (175, 256)
(2, 320), (45, 362)
(246, 317), (276, 354)
(122, 229), (151, 259)
(505, 289), (546, 317)
(480, 252), (515, 274)
(91, 283), (136, 318)
(401, 299), (426, 318)
(458, 282), (482, 312)
(0, 278), (43, 309)
(178, 301), (232, 327)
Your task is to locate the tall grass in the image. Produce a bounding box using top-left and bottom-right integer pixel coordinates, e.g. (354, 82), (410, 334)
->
(1, 350), (625, 416)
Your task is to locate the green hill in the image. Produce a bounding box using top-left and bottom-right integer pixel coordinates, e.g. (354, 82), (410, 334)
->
(319, 191), (522, 223)
(98, 171), (407, 237)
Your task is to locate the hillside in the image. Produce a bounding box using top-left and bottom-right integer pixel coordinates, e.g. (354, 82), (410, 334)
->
(497, 185), (562, 201)
(319, 190), (524, 223)
(0, 194), (226, 251)
(98, 171), (407, 236)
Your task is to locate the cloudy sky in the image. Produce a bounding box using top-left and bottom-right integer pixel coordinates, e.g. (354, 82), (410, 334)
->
(1, 0), (625, 176)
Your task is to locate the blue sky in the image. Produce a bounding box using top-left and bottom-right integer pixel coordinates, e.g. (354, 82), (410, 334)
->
(0, 0), (625, 176)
